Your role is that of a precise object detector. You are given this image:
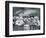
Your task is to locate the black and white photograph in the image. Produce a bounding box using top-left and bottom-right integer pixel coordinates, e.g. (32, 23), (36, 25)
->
(5, 1), (45, 37)
(13, 7), (40, 31)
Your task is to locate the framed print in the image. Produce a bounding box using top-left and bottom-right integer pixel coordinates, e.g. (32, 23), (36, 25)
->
(5, 1), (45, 37)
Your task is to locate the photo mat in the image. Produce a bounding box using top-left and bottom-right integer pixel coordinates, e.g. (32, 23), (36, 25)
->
(9, 3), (43, 35)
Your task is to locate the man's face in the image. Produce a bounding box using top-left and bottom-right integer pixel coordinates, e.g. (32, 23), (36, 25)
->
(34, 16), (39, 21)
